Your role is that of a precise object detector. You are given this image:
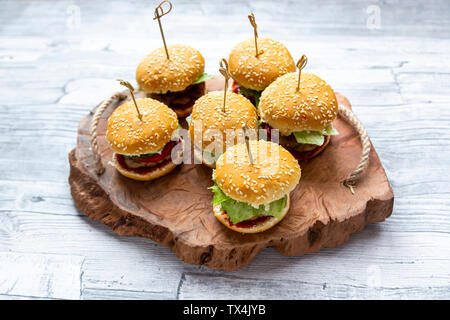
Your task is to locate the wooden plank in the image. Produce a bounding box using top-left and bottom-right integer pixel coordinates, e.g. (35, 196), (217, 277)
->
(0, 181), (80, 216)
(58, 78), (125, 106)
(397, 72), (450, 103)
(1, 0), (448, 38)
(353, 103), (450, 201)
(0, 205), (447, 299)
(0, 0), (449, 299)
(178, 271), (450, 300)
(0, 252), (84, 300)
(82, 288), (175, 300)
(0, 294), (53, 300)
(81, 255), (181, 299)
(0, 212), (182, 298)
(0, 210), (447, 272)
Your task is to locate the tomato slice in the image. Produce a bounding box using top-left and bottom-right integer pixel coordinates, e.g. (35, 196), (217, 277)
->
(232, 80), (241, 94)
(234, 216), (271, 228)
(133, 141), (176, 163)
(116, 154), (172, 175)
(232, 80), (258, 105)
(222, 210), (271, 228)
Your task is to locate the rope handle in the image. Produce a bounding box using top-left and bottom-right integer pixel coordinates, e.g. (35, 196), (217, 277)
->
(338, 104), (371, 194)
(89, 94), (371, 194)
(89, 92), (127, 175)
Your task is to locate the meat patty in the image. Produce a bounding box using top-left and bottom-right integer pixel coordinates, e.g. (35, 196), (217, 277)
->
(260, 122), (318, 151)
(149, 82), (205, 110)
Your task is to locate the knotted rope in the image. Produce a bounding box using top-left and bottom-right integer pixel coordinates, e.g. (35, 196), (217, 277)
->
(338, 103), (371, 194)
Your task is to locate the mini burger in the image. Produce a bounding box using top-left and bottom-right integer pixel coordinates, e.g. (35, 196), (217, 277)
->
(136, 44), (213, 118)
(106, 97), (182, 181)
(258, 72), (339, 161)
(210, 140), (301, 234)
(188, 91), (258, 168)
(229, 38), (296, 107)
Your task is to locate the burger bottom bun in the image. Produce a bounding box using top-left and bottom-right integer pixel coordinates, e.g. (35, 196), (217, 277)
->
(110, 153), (180, 181)
(213, 194), (290, 234)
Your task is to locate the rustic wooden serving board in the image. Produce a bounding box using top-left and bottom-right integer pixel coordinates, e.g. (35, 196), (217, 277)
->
(68, 78), (394, 271)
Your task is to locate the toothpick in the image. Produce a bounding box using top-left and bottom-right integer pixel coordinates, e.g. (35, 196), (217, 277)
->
(153, 0), (173, 60)
(219, 58), (231, 113)
(248, 13), (259, 57)
(242, 124), (254, 165)
(296, 55), (308, 92)
(117, 79), (142, 120)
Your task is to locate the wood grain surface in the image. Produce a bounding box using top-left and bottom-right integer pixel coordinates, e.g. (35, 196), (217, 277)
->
(0, 0), (449, 299)
(69, 84), (393, 270)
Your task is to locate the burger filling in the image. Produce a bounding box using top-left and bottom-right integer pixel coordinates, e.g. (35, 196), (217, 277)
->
(149, 73), (213, 113)
(232, 80), (261, 107)
(209, 182), (287, 227)
(261, 122), (338, 160)
(115, 139), (181, 174)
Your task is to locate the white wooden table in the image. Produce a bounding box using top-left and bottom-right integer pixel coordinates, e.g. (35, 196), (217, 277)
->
(0, 0), (449, 300)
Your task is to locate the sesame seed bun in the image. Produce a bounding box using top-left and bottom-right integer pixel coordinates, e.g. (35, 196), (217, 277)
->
(189, 91), (258, 154)
(228, 38), (296, 91)
(258, 72), (338, 136)
(106, 97), (178, 156)
(213, 140), (301, 206)
(213, 195), (290, 234)
(110, 153), (179, 181)
(136, 44), (205, 94)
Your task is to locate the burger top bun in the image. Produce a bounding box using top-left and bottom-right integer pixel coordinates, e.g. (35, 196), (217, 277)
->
(213, 140), (301, 206)
(106, 97), (178, 156)
(136, 44), (205, 94)
(228, 38), (296, 91)
(258, 72), (339, 136)
(189, 91), (258, 152)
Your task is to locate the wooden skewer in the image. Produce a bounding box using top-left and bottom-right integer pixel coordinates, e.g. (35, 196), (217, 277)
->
(117, 79), (142, 120)
(219, 58), (231, 113)
(242, 124), (254, 165)
(296, 55), (308, 92)
(153, 0), (173, 60)
(248, 13), (259, 57)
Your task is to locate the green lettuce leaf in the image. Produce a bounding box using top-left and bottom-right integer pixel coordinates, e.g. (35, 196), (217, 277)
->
(192, 72), (215, 84)
(323, 124), (339, 136)
(238, 86), (262, 107)
(209, 184), (229, 205)
(128, 148), (163, 159)
(293, 124), (339, 146)
(209, 182), (287, 224)
(293, 131), (325, 146)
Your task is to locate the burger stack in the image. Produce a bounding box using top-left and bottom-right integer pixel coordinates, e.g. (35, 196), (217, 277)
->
(104, 9), (340, 234)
